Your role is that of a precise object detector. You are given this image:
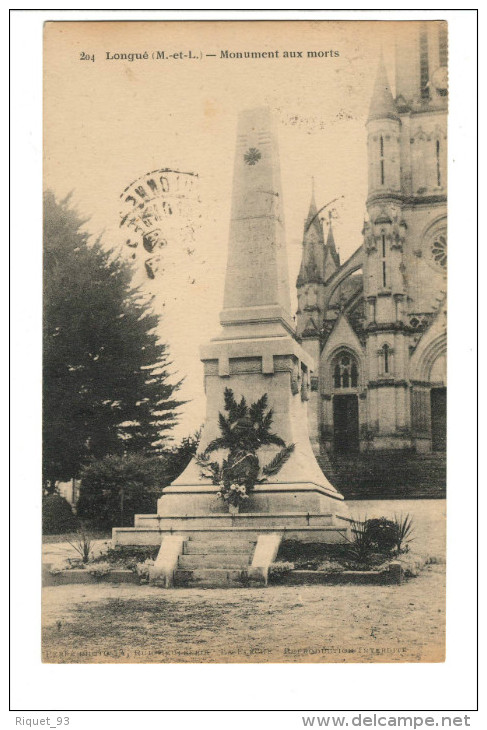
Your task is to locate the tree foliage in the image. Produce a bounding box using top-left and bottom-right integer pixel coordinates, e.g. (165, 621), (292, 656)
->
(76, 430), (200, 528)
(76, 454), (167, 528)
(42, 494), (79, 534)
(43, 190), (184, 489)
(161, 429), (201, 486)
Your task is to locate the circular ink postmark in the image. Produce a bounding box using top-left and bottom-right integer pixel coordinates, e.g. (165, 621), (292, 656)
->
(119, 168), (199, 280)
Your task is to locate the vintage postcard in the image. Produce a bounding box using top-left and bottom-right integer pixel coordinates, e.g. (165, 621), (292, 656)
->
(42, 19), (448, 665)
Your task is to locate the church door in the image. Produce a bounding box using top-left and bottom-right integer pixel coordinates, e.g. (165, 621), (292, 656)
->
(431, 387), (447, 452)
(333, 394), (359, 452)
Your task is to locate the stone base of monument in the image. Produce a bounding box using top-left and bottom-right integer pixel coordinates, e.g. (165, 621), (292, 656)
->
(156, 482), (348, 517)
(112, 487), (351, 587)
(113, 518), (350, 588)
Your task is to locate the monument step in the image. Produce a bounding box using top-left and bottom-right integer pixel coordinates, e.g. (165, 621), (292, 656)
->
(113, 524), (350, 546)
(133, 512), (337, 530)
(183, 539), (256, 554)
(178, 554), (251, 569)
(174, 568), (262, 588)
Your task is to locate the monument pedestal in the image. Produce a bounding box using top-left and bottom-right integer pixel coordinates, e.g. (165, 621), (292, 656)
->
(156, 332), (347, 520)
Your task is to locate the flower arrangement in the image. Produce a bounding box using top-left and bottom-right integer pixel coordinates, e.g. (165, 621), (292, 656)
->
(216, 482), (250, 508)
(197, 388), (294, 512)
(135, 559), (155, 582)
(87, 562), (111, 578)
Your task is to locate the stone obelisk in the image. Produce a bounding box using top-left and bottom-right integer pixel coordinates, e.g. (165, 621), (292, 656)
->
(158, 107), (347, 519)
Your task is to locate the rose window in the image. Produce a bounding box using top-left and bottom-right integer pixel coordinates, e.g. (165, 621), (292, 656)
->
(431, 234), (447, 269)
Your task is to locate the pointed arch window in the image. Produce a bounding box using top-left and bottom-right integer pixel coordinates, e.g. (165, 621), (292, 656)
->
(332, 352), (359, 389)
(379, 344), (394, 376)
(438, 24), (448, 67)
(381, 233), (387, 287)
(380, 136), (385, 185)
(351, 362), (359, 387)
(436, 139), (441, 186)
(419, 24), (430, 100)
(333, 363), (341, 389)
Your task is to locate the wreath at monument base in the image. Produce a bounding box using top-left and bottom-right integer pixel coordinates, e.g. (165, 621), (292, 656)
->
(196, 388), (294, 511)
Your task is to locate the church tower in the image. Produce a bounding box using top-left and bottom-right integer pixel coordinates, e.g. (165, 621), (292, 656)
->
(296, 23), (447, 458)
(296, 187), (341, 450)
(363, 54), (410, 449)
(296, 187), (341, 344)
(296, 187), (326, 342)
(393, 21), (448, 453)
(362, 24), (447, 451)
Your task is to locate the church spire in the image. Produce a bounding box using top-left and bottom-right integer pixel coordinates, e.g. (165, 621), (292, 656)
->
(304, 178), (324, 243)
(322, 213), (340, 280)
(368, 52), (400, 123)
(296, 183), (325, 288)
(325, 216), (340, 270)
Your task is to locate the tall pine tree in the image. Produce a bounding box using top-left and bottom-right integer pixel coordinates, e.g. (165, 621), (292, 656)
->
(43, 191), (184, 491)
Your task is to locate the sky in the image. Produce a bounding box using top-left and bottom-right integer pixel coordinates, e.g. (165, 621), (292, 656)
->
(44, 20), (398, 441)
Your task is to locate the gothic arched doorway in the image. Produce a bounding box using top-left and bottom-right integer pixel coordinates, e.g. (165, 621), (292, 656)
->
(333, 395), (359, 452)
(430, 388), (446, 451)
(331, 351), (360, 452)
(430, 352), (446, 452)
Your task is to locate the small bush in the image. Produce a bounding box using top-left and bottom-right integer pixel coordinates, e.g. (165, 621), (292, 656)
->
(162, 431), (201, 486)
(393, 513), (415, 553)
(42, 494), (79, 534)
(363, 517), (399, 553)
(317, 559), (344, 573)
(90, 545), (159, 567)
(346, 518), (374, 564)
(77, 454), (168, 529)
(135, 559), (155, 581)
(67, 529), (93, 563)
(269, 561), (294, 577)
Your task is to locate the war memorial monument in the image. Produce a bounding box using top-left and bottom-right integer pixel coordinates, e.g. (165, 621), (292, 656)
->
(113, 107), (351, 586)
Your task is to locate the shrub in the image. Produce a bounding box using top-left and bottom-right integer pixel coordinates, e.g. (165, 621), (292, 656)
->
(42, 494), (79, 534)
(393, 513), (415, 553)
(269, 561), (295, 577)
(68, 529), (94, 563)
(345, 518), (373, 564)
(317, 559), (344, 573)
(162, 431), (201, 486)
(91, 545), (159, 567)
(77, 454), (168, 528)
(363, 517), (399, 553)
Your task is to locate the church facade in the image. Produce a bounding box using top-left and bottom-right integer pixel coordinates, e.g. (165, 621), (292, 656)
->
(296, 23), (447, 455)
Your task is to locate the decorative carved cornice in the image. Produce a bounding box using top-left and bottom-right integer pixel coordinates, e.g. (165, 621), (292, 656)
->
(367, 192), (404, 206)
(401, 194), (447, 207)
(366, 321), (407, 333)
